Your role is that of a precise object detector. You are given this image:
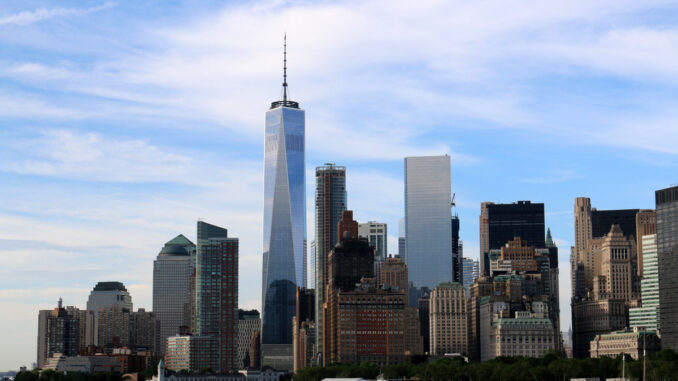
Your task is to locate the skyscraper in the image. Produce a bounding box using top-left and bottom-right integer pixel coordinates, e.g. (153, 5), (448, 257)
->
(262, 37), (306, 346)
(37, 299), (81, 368)
(358, 221), (387, 262)
(196, 221), (238, 372)
(153, 234), (194, 356)
(314, 164), (346, 356)
(656, 185), (678, 350)
(451, 215), (462, 283)
(462, 257), (479, 294)
(404, 155), (452, 290)
(479, 201), (545, 276)
(86, 282), (133, 312)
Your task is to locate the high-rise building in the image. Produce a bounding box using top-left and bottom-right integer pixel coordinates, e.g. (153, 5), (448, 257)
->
(379, 256), (408, 304)
(656, 185), (678, 350)
(37, 299), (81, 368)
(462, 257), (479, 294)
(153, 234), (194, 356)
(636, 210), (656, 278)
(86, 282), (133, 313)
(398, 217), (407, 263)
(237, 310), (261, 369)
(196, 221), (238, 372)
(629, 234), (659, 331)
(359, 221), (387, 263)
(293, 288), (315, 372)
(479, 201), (545, 276)
(262, 38), (306, 346)
(165, 335), (212, 372)
(429, 282), (467, 356)
(314, 164), (346, 357)
(309, 240), (316, 289)
(451, 216), (462, 284)
(404, 155), (452, 290)
(130, 308), (157, 354)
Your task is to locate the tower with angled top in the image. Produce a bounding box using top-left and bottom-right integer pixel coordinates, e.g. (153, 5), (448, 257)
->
(262, 35), (307, 348)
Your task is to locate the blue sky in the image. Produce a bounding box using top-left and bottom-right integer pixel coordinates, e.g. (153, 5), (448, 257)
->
(2, 0), (678, 371)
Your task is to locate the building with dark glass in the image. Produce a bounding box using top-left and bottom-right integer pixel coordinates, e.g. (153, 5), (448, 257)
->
(479, 201), (545, 276)
(452, 215), (462, 283)
(657, 185), (678, 350)
(196, 221), (238, 372)
(262, 40), (306, 347)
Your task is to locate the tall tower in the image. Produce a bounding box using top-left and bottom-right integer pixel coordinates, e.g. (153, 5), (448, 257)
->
(404, 155), (452, 291)
(262, 36), (306, 346)
(314, 164), (346, 357)
(196, 221), (238, 372)
(656, 186), (678, 350)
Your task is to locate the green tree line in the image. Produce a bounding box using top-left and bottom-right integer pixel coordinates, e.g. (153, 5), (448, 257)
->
(295, 350), (678, 381)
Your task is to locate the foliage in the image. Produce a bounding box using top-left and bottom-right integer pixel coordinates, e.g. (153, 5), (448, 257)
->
(294, 349), (678, 381)
(14, 371), (120, 381)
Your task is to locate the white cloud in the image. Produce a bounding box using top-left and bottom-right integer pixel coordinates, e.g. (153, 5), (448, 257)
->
(0, 2), (115, 26)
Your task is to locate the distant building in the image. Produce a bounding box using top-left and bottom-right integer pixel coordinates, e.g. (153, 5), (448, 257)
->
(165, 335), (212, 372)
(656, 185), (678, 350)
(405, 155), (452, 290)
(237, 310), (261, 370)
(635, 210), (656, 278)
(462, 258), (479, 295)
(358, 221), (387, 263)
(630, 234), (659, 331)
(451, 216), (462, 283)
(42, 354), (121, 373)
(309, 241), (316, 289)
(95, 306), (157, 354)
(429, 282), (467, 356)
(196, 221), (239, 372)
(87, 281), (133, 313)
(153, 234), (195, 356)
(37, 299), (81, 368)
(590, 328), (660, 360)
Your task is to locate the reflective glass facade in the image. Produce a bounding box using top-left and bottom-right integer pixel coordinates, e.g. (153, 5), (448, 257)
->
(262, 104), (306, 345)
(629, 234), (659, 331)
(404, 155), (452, 290)
(657, 186), (678, 350)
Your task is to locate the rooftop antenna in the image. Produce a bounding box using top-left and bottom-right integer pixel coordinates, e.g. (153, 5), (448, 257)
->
(282, 33), (288, 102)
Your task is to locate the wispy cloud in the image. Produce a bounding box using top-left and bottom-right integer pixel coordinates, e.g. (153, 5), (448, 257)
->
(0, 2), (115, 26)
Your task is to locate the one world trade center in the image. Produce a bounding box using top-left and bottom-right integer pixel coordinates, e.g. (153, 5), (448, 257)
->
(261, 37), (306, 346)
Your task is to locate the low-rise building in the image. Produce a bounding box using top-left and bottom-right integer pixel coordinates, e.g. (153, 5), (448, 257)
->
(590, 329), (660, 360)
(42, 354), (121, 373)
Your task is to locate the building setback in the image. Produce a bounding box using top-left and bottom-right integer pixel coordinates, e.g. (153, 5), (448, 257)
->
(196, 221), (238, 372)
(656, 185), (678, 350)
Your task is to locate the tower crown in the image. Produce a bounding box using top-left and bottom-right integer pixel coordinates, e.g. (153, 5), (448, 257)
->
(271, 34), (299, 109)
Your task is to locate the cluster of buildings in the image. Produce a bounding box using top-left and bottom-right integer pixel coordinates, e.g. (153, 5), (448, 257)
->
(570, 187), (678, 360)
(34, 42), (678, 377)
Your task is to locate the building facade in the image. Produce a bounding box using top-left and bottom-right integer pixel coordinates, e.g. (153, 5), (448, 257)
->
(590, 329), (660, 360)
(37, 299), (81, 367)
(153, 234), (195, 356)
(404, 155), (452, 290)
(87, 282), (133, 313)
(429, 282), (467, 356)
(358, 221), (387, 263)
(196, 221), (239, 372)
(314, 164), (346, 357)
(462, 258), (479, 295)
(629, 234), (659, 331)
(635, 210), (656, 278)
(237, 310), (261, 369)
(262, 43), (306, 346)
(657, 185), (678, 350)
(165, 335), (212, 372)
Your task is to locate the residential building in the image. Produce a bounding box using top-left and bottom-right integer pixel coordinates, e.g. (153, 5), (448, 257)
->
(479, 201), (545, 276)
(237, 310), (261, 369)
(153, 234), (195, 356)
(629, 234), (659, 331)
(262, 39), (306, 347)
(165, 335), (212, 372)
(379, 256), (408, 304)
(37, 299), (81, 367)
(313, 164), (346, 358)
(429, 282), (467, 356)
(196, 221), (239, 372)
(657, 185), (678, 350)
(404, 155), (453, 291)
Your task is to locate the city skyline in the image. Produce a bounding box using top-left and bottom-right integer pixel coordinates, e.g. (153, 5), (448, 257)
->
(2, 0), (678, 371)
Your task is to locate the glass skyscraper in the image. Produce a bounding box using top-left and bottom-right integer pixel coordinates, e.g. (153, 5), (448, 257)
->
(404, 155), (452, 290)
(656, 186), (678, 350)
(262, 42), (306, 345)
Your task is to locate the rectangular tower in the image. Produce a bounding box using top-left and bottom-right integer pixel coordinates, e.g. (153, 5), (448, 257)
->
(196, 221), (238, 372)
(314, 164), (346, 358)
(358, 221), (388, 262)
(656, 186), (678, 350)
(404, 155), (452, 290)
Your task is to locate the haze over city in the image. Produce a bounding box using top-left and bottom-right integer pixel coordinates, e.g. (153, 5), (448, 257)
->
(2, 0), (678, 372)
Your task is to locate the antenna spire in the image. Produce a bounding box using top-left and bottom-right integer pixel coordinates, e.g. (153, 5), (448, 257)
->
(283, 34), (288, 102)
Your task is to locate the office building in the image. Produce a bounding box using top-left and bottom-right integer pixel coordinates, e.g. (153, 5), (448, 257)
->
(451, 216), (462, 283)
(404, 155), (452, 290)
(37, 299), (81, 367)
(358, 221), (387, 263)
(309, 241), (316, 289)
(86, 282), (133, 312)
(429, 282), (467, 356)
(479, 201), (545, 276)
(590, 328), (660, 360)
(165, 335), (212, 372)
(314, 164), (346, 357)
(629, 234), (659, 331)
(293, 288), (314, 371)
(237, 310), (261, 369)
(462, 258), (479, 295)
(262, 38), (306, 346)
(398, 218), (407, 263)
(153, 234), (195, 356)
(635, 210), (656, 278)
(196, 221), (239, 372)
(379, 256), (408, 303)
(657, 186), (678, 350)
